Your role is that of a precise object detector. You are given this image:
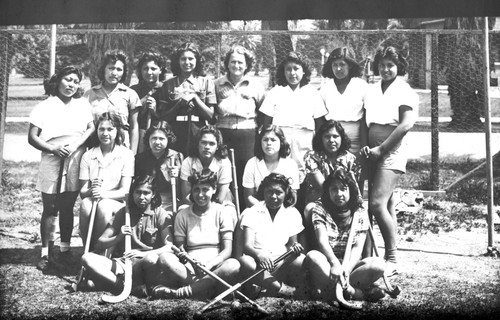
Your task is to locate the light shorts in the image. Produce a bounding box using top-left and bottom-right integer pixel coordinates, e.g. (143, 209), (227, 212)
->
(339, 120), (362, 155)
(368, 123), (407, 174)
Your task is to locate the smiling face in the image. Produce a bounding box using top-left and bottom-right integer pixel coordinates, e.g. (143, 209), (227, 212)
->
(179, 50), (197, 76)
(331, 58), (350, 80)
(141, 60), (161, 84)
(133, 183), (154, 210)
(97, 120), (117, 147)
(57, 72), (80, 98)
(378, 58), (398, 82)
(263, 183), (286, 211)
(191, 182), (215, 208)
(148, 130), (168, 156)
(284, 62), (304, 89)
(322, 127), (342, 156)
(328, 179), (350, 208)
(228, 52), (247, 79)
(104, 60), (125, 86)
(198, 133), (218, 161)
(261, 131), (281, 158)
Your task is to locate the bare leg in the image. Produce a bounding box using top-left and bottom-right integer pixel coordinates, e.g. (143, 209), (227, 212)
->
(81, 252), (124, 291)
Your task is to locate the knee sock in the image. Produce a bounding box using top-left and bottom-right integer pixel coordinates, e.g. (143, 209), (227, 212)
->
(385, 248), (397, 264)
(175, 285), (193, 298)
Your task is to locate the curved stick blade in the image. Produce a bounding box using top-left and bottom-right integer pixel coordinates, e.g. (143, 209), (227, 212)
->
(335, 282), (363, 311)
(101, 259), (132, 303)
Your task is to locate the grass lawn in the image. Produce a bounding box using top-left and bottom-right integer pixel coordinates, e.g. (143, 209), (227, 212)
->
(1, 160), (500, 319)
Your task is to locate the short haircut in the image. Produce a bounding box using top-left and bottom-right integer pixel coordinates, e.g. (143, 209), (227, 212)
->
(128, 175), (162, 211)
(223, 45), (254, 75)
(321, 167), (363, 212)
(143, 120), (176, 149)
(256, 173), (295, 208)
(312, 120), (351, 155)
(188, 169), (218, 203)
(170, 42), (204, 77)
(276, 51), (312, 87)
(254, 124), (291, 160)
(373, 45), (408, 76)
(91, 112), (126, 147)
(97, 50), (129, 83)
(188, 125), (228, 160)
(43, 66), (84, 98)
(322, 47), (363, 79)
(135, 51), (167, 82)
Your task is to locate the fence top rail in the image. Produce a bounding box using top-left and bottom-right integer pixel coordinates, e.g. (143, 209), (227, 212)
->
(1, 28), (499, 36)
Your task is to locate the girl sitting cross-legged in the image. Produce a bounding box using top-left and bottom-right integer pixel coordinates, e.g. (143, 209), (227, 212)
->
(149, 169), (240, 299)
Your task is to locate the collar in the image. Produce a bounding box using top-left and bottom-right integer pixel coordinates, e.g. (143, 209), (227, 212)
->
(220, 75), (250, 87)
(178, 75), (196, 85)
(94, 82), (128, 92)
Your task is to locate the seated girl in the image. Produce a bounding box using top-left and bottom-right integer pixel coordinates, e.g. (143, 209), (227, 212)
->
(149, 169), (240, 299)
(135, 121), (183, 211)
(304, 168), (386, 302)
(242, 124), (299, 208)
(80, 175), (173, 295)
(179, 125), (236, 222)
(238, 173), (305, 298)
(79, 112), (134, 251)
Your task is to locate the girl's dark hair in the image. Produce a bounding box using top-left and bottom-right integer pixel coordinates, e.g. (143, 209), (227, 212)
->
(312, 120), (351, 155)
(321, 167), (363, 212)
(256, 173), (295, 208)
(276, 51), (312, 87)
(128, 175), (162, 211)
(373, 46), (408, 76)
(223, 45), (254, 75)
(187, 169), (218, 203)
(143, 120), (176, 149)
(254, 124), (291, 160)
(44, 66), (84, 98)
(188, 125), (228, 160)
(136, 51), (167, 83)
(97, 50), (129, 83)
(322, 47), (363, 79)
(170, 42), (204, 77)
(90, 112), (126, 147)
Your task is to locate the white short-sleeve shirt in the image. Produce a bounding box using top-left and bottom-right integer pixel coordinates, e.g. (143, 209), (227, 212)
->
(239, 201), (304, 257)
(242, 156), (300, 190)
(29, 96), (93, 141)
(180, 156), (232, 185)
(320, 77), (368, 122)
(259, 84), (327, 130)
(364, 77), (419, 127)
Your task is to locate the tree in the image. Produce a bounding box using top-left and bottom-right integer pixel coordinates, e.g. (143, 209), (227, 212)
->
(262, 20), (294, 87)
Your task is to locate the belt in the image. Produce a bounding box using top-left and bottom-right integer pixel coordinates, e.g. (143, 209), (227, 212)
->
(176, 115), (200, 122)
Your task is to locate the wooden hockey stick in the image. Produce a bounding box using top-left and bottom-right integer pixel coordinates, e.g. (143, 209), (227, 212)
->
(101, 201), (133, 303)
(228, 148), (240, 219)
(196, 244), (301, 315)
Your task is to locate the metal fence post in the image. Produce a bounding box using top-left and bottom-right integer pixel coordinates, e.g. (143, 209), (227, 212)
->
(49, 24), (56, 77)
(0, 32), (11, 182)
(430, 32), (439, 190)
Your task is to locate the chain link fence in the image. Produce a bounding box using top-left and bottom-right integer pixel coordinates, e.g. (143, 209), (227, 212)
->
(1, 28), (499, 191)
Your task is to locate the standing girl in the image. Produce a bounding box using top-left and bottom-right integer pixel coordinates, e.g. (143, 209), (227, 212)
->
(153, 42), (216, 155)
(84, 50), (141, 154)
(361, 46), (418, 275)
(130, 51), (167, 153)
(320, 47), (368, 155)
(150, 169), (240, 299)
(259, 52), (328, 209)
(79, 112), (135, 251)
(28, 66), (95, 271)
(135, 121), (183, 211)
(81, 175), (173, 294)
(179, 125), (233, 212)
(238, 173), (305, 297)
(242, 124), (299, 208)
(214, 45), (265, 205)
(304, 168), (386, 302)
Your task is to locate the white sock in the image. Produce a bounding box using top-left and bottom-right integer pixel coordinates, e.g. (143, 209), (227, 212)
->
(41, 247), (49, 258)
(60, 242), (71, 252)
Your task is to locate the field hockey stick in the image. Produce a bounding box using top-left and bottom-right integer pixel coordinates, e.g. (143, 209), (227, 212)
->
(170, 156), (178, 216)
(170, 246), (268, 316)
(196, 243), (302, 315)
(367, 223), (401, 298)
(229, 148), (241, 219)
(101, 200), (133, 303)
(334, 210), (363, 310)
(72, 167), (101, 292)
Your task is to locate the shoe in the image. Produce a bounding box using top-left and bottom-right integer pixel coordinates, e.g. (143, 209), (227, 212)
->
(150, 285), (176, 299)
(37, 256), (50, 271)
(364, 286), (386, 302)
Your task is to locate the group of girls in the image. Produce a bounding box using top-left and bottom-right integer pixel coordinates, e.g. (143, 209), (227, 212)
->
(28, 41), (418, 304)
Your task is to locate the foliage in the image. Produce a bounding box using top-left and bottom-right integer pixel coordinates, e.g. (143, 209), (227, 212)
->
(10, 26), (51, 78)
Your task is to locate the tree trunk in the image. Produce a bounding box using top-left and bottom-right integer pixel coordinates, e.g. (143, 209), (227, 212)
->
(262, 20), (294, 87)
